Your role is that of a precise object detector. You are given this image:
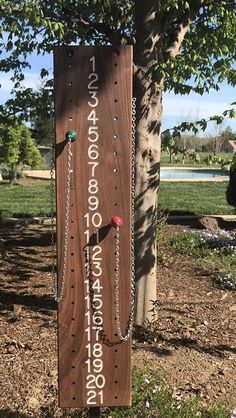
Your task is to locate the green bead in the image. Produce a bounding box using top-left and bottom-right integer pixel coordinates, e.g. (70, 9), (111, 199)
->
(65, 130), (78, 142)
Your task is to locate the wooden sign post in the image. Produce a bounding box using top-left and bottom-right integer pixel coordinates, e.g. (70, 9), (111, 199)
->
(54, 46), (133, 409)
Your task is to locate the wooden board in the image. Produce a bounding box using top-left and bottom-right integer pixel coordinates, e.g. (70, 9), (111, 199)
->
(54, 46), (133, 408)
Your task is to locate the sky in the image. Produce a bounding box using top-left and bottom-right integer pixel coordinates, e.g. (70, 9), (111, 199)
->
(0, 51), (235, 136)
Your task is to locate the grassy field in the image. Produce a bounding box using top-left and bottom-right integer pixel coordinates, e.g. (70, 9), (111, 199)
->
(159, 181), (234, 215)
(0, 183), (51, 218)
(161, 151), (234, 166)
(0, 180), (234, 218)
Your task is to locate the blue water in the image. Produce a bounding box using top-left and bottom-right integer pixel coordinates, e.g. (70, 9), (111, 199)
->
(160, 169), (229, 180)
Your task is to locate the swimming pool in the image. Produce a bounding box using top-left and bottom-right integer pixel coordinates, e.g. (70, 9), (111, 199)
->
(160, 168), (229, 180)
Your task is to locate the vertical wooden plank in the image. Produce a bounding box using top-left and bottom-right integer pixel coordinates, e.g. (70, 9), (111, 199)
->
(54, 46), (132, 408)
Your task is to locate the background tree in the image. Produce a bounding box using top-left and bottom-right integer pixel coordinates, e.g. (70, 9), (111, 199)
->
(0, 0), (236, 323)
(0, 118), (41, 183)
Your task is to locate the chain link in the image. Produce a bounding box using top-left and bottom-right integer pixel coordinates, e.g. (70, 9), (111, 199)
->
(51, 139), (73, 302)
(114, 97), (136, 340)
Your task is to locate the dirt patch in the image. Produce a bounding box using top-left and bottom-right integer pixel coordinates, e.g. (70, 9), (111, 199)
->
(0, 223), (235, 417)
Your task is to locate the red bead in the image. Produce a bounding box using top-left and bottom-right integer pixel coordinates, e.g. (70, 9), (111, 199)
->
(111, 216), (123, 227)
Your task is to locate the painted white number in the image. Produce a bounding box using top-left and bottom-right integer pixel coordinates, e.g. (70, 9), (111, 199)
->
(88, 126), (99, 142)
(92, 294), (103, 309)
(88, 91), (99, 108)
(92, 245), (102, 261)
(86, 374), (106, 389)
(88, 179), (99, 194)
(88, 144), (99, 160)
(87, 109), (99, 125)
(88, 161), (99, 177)
(86, 55), (105, 405)
(93, 311), (103, 326)
(87, 391), (96, 404)
(88, 195), (99, 211)
(92, 262), (102, 277)
(88, 73), (98, 90)
(90, 56), (96, 72)
(91, 212), (102, 228)
(92, 279), (103, 293)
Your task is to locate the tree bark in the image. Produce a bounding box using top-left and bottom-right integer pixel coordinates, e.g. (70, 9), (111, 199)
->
(133, 1), (163, 325)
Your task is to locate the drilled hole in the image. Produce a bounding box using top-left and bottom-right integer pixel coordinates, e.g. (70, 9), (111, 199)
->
(113, 202), (118, 206)
(71, 302), (75, 305)
(115, 349), (118, 352)
(72, 365), (75, 368)
(114, 116), (118, 121)
(72, 318), (75, 321)
(72, 381), (75, 384)
(115, 380), (118, 383)
(72, 350), (75, 353)
(71, 269), (74, 272)
(114, 186), (118, 190)
(72, 334), (75, 337)
(67, 49), (73, 57)
(72, 397), (76, 400)
(71, 220), (74, 223)
(114, 99), (118, 102)
(69, 117), (73, 121)
(114, 81), (118, 85)
(71, 252), (74, 255)
(115, 396), (118, 399)
(114, 63), (118, 66)
(115, 334), (118, 337)
(115, 365), (118, 368)
(71, 236), (74, 239)
(114, 151), (117, 155)
(71, 285), (74, 288)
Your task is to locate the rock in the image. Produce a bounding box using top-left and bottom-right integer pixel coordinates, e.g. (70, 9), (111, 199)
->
(199, 216), (219, 233)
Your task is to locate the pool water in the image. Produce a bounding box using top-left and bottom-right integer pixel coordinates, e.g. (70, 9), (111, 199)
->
(160, 168), (229, 180)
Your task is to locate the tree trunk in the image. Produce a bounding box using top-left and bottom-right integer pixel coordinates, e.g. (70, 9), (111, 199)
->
(134, 1), (163, 325)
(9, 164), (18, 184)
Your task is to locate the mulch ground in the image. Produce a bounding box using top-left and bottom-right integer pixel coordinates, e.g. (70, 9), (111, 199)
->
(0, 222), (235, 417)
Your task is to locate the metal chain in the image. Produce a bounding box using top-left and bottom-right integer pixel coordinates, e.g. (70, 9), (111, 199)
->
(51, 139), (73, 302)
(114, 97), (136, 340)
(50, 142), (57, 297)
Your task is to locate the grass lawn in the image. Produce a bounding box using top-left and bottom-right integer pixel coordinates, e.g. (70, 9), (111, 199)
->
(159, 181), (235, 215)
(0, 180), (234, 218)
(0, 183), (51, 218)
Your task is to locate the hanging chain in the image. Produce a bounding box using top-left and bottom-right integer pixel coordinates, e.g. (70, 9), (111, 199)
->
(114, 97), (136, 341)
(50, 141), (57, 297)
(50, 139), (73, 302)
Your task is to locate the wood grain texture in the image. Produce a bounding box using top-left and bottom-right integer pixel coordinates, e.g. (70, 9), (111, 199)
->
(54, 46), (133, 408)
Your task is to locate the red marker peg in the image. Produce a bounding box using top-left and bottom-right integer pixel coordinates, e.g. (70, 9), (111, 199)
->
(111, 216), (123, 228)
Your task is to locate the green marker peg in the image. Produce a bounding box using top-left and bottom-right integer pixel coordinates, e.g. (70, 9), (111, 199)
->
(65, 130), (78, 142)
